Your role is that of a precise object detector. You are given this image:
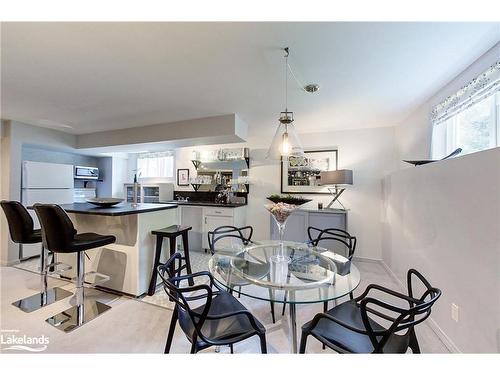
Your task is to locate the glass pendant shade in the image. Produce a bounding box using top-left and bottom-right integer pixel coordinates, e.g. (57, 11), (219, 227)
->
(266, 121), (304, 160)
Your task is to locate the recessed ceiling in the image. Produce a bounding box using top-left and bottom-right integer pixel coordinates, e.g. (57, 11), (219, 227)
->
(1, 22), (499, 135)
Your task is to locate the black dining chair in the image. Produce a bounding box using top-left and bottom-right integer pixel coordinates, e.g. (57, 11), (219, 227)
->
(159, 252), (267, 354)
(208, 225), (276, 323)
(299, 269), (441, 354)
(281, 227), (358, 317)
(307, 227), (357, 262)
(308, 227), (357, 298)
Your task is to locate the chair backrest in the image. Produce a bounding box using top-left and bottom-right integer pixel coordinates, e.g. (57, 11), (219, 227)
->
(307, 226), (357, 260)
(0, 200), (37, 244)
(358, 269), (441, 352)
(207, 225), (253, 255)
(33, 204), (77, 253)
(157, 253), (214, 343)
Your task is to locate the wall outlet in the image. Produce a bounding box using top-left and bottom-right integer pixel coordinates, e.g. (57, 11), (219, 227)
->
(451, 303), (459, 322)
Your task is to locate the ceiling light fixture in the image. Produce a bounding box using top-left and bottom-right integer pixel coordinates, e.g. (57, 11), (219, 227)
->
(266, 47), (304, 160)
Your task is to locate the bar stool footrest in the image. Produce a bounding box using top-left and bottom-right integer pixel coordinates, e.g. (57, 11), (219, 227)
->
(83, 271), (111, 287)
(45, 262), (73, 276)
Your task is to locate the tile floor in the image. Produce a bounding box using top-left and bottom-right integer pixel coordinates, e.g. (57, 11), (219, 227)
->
(2, 253), (449, 353)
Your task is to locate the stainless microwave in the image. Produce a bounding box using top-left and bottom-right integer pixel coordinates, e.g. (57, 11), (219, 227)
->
(74, 166), (99, 180)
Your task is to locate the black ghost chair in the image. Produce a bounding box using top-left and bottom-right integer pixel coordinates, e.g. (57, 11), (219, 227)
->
(33, 203), (116, 332)
(159, 252), (267, 354)
(299, 269), (441, 354)
(208, 225), (276, 324)
(1, 200), (72, 312)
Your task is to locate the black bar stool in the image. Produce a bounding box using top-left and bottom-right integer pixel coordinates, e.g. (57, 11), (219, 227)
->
(1, 200), (73, 312)
(148, 225), (194, 296)
(34, 203), (116, 332)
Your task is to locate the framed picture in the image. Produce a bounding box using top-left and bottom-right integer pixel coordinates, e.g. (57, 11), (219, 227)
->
(177, 168), (190, 186)
(281, 149), (338, 194)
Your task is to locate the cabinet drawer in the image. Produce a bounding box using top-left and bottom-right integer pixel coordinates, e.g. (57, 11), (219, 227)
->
(203, 207), (234, 217)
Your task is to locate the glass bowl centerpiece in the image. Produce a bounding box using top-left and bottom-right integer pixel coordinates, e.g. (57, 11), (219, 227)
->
(265, 194), (311, 261)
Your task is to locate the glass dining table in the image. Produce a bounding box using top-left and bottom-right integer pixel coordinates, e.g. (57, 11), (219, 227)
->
(208, 240), (361, 353)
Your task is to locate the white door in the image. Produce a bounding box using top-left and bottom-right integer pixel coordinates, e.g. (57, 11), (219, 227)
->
(203, 215), (234, 251)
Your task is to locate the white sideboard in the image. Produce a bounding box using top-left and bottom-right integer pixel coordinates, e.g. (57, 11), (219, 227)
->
(270, 208), (349, 255)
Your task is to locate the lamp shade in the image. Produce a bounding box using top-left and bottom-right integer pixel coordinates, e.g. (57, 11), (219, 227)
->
(266, 121), (304, 160)
(319, 169), (353, 185)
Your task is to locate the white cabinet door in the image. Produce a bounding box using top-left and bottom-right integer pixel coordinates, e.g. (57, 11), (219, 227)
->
(180, 206), (203, 252)
(202, 215), (233, 250)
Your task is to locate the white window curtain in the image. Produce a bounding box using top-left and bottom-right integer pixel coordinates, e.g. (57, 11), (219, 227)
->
(431, 62), (500, 158)
(137, 151), (174, 178)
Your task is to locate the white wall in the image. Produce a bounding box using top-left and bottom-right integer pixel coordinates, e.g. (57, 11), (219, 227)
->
(382, 148), (500, 353)
(395, 42), (500, 164)
(174, 126), (397, 260)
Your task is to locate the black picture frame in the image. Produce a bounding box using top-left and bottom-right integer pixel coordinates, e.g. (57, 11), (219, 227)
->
(281, 149), (338, 194)
(177, 168), (190, 186)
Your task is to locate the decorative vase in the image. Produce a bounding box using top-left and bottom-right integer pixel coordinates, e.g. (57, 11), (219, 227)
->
(265, 202), (299, 262)
(265, 195), (312, 263)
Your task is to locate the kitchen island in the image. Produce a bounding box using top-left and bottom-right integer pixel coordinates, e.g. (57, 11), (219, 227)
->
(58, 203), (178, 296)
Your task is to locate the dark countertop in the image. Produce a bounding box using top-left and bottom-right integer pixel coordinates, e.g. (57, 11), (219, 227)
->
(59, 202), (178, 216)
(159, 200), (247, 208)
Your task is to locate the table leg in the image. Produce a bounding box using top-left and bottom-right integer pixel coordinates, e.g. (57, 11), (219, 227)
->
(289, 303), (298, 353)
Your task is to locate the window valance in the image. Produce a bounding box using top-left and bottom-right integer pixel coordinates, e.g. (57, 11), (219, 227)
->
(431, 61), (500, 125)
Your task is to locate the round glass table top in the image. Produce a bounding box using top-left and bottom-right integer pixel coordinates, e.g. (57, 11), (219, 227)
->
(208, 240), (360, 304)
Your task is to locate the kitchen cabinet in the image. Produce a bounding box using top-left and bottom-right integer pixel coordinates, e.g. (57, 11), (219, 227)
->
(178, 204), (246, 252)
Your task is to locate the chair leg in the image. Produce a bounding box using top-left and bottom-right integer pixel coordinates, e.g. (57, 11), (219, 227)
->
(299, 332), (309, 353)
(190, 342), (197, 354)
(237, 285), (242, 298)
(148, 236), (163, 296)
(409, 329), (421, 353)
(323, 301), (328, 312)
(270, 301), (276, 324)
(181, 232), (194, 286)
(229, 344), (234, 354)
(164, 306), (178, 353)
(259, 334), (267, 354)
(349, 292), (354, 300)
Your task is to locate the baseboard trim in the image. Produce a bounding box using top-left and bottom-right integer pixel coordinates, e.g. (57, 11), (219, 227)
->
(1, 259), (21, 267)
(352, 256), (381, 263)
(379, 259), (461, 353)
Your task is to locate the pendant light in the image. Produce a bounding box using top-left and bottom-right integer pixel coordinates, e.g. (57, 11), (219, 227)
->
(266, 47), (304, 160)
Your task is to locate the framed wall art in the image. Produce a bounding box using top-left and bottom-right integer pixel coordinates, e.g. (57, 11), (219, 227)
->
(281, 149), (338, 194)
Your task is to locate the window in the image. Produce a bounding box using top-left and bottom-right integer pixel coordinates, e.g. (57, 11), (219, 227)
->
(137, 151), (174, 178)
(431, 62), (500, 159)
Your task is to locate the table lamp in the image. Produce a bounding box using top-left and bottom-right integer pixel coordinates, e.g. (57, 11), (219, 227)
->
(319, 169), (353, 210)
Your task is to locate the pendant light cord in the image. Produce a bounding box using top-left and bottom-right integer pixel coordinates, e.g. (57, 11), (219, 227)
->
(284, 47), (289, 112)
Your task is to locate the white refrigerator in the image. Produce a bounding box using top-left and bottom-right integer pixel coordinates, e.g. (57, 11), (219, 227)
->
(21, 161), (75, 259)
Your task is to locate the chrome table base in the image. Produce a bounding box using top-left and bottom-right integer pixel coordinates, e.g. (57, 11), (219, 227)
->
(46, 299), (111, 333)
(12, 287), (73, 313)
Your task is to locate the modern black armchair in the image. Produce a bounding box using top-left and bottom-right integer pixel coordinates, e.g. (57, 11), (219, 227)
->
(307, 227), (357, 261)
(158, 252), (267, 354)
(208, 225), (276, 324)
(299, 269), (441, 353)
